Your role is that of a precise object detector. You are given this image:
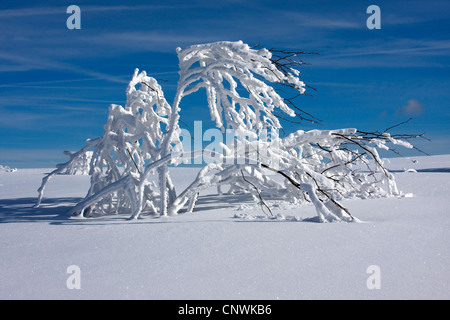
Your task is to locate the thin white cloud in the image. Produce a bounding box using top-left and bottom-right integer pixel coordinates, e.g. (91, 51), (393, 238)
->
(83, 31), (220, 53)
(0, 5), (177, 18)
(0, 52), (128, 84)
(325, 40), (450, 59)
(303, 38), (450, 69)
(0, 6), (63, 17)
(0, 3), (208, 19)
(281, 11), (360, 29)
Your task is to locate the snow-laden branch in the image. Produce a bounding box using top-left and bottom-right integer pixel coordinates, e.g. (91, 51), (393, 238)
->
(34, 137), (100, 208)
(36, 41), (422, 223)
(175, 41), (305, 137)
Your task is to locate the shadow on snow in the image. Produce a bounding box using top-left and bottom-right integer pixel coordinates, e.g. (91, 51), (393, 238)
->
(0, 197), (83, 224)
(0, 192), (314, 225)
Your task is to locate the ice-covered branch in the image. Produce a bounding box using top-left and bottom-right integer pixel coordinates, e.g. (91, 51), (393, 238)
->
(175, 41), (306, 137)
(36, 41), (424, 223)
(34, 137), (100, 208)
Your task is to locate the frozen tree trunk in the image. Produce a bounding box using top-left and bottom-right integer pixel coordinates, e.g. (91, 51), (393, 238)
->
(158, 165), (169, 216)
(300, 183), (352, 222)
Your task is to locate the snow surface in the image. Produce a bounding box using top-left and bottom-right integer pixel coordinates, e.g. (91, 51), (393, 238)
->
(0, 155), (449, 299)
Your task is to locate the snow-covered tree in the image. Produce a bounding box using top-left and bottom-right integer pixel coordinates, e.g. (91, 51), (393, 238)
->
(175, 41), (305, 137)
(62, 150), (92, 175)
(35, 41), (421, 222)
(36, 69), (182, 217)
(80, 68), (183, 218)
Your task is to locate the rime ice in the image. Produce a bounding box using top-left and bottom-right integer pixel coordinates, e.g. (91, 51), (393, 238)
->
(36, 41), (415, 222)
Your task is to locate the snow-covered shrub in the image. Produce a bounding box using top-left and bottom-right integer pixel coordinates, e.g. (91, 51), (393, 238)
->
(36, 41), (418, 222)
(175, 41), (304, 137)
(62, 150), (92, 175)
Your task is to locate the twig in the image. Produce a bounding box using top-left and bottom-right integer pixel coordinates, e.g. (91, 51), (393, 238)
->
(127, 148), (141, 174)
(240, 170), (273, 217)
(261, 164), (301, 189)
(331, 133), (389, 176)
(305, 171), (354, 220)
(384, 117), (412, 132)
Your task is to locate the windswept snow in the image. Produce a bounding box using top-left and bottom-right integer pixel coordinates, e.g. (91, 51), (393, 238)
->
(0, 154), (449, 299)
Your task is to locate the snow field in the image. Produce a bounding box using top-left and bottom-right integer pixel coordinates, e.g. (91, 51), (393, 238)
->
(0, 155), (449, 299)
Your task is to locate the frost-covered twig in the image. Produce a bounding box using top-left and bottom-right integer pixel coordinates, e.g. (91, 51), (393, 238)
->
(34, 137), (100, 208)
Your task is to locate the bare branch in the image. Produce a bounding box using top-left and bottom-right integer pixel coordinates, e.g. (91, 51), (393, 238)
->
(240, 170), (273, 217)
(384, 117), (413, 132)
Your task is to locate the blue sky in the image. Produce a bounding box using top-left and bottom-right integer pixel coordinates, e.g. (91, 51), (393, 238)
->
(1, 0), (449, 168)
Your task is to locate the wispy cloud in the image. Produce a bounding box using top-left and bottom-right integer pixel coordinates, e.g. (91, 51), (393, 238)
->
(325, 40), (450, 59)
(0, 52), (128, 83)
(0, 4), (191, 18)
(83, 31), (220, 53)
(279, 11), (360, 30)
(0, 94), (123, 109)
(0, 6), (63, 17)
(305, 38), (450, 68)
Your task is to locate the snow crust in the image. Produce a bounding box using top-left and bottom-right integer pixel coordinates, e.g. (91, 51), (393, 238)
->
(1, 154), (449, 299)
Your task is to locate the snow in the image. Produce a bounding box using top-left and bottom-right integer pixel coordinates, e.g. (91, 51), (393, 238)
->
(1, 154), (449, 299)
(36, 42), (411, 222)
(0, 164), (17, 173)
